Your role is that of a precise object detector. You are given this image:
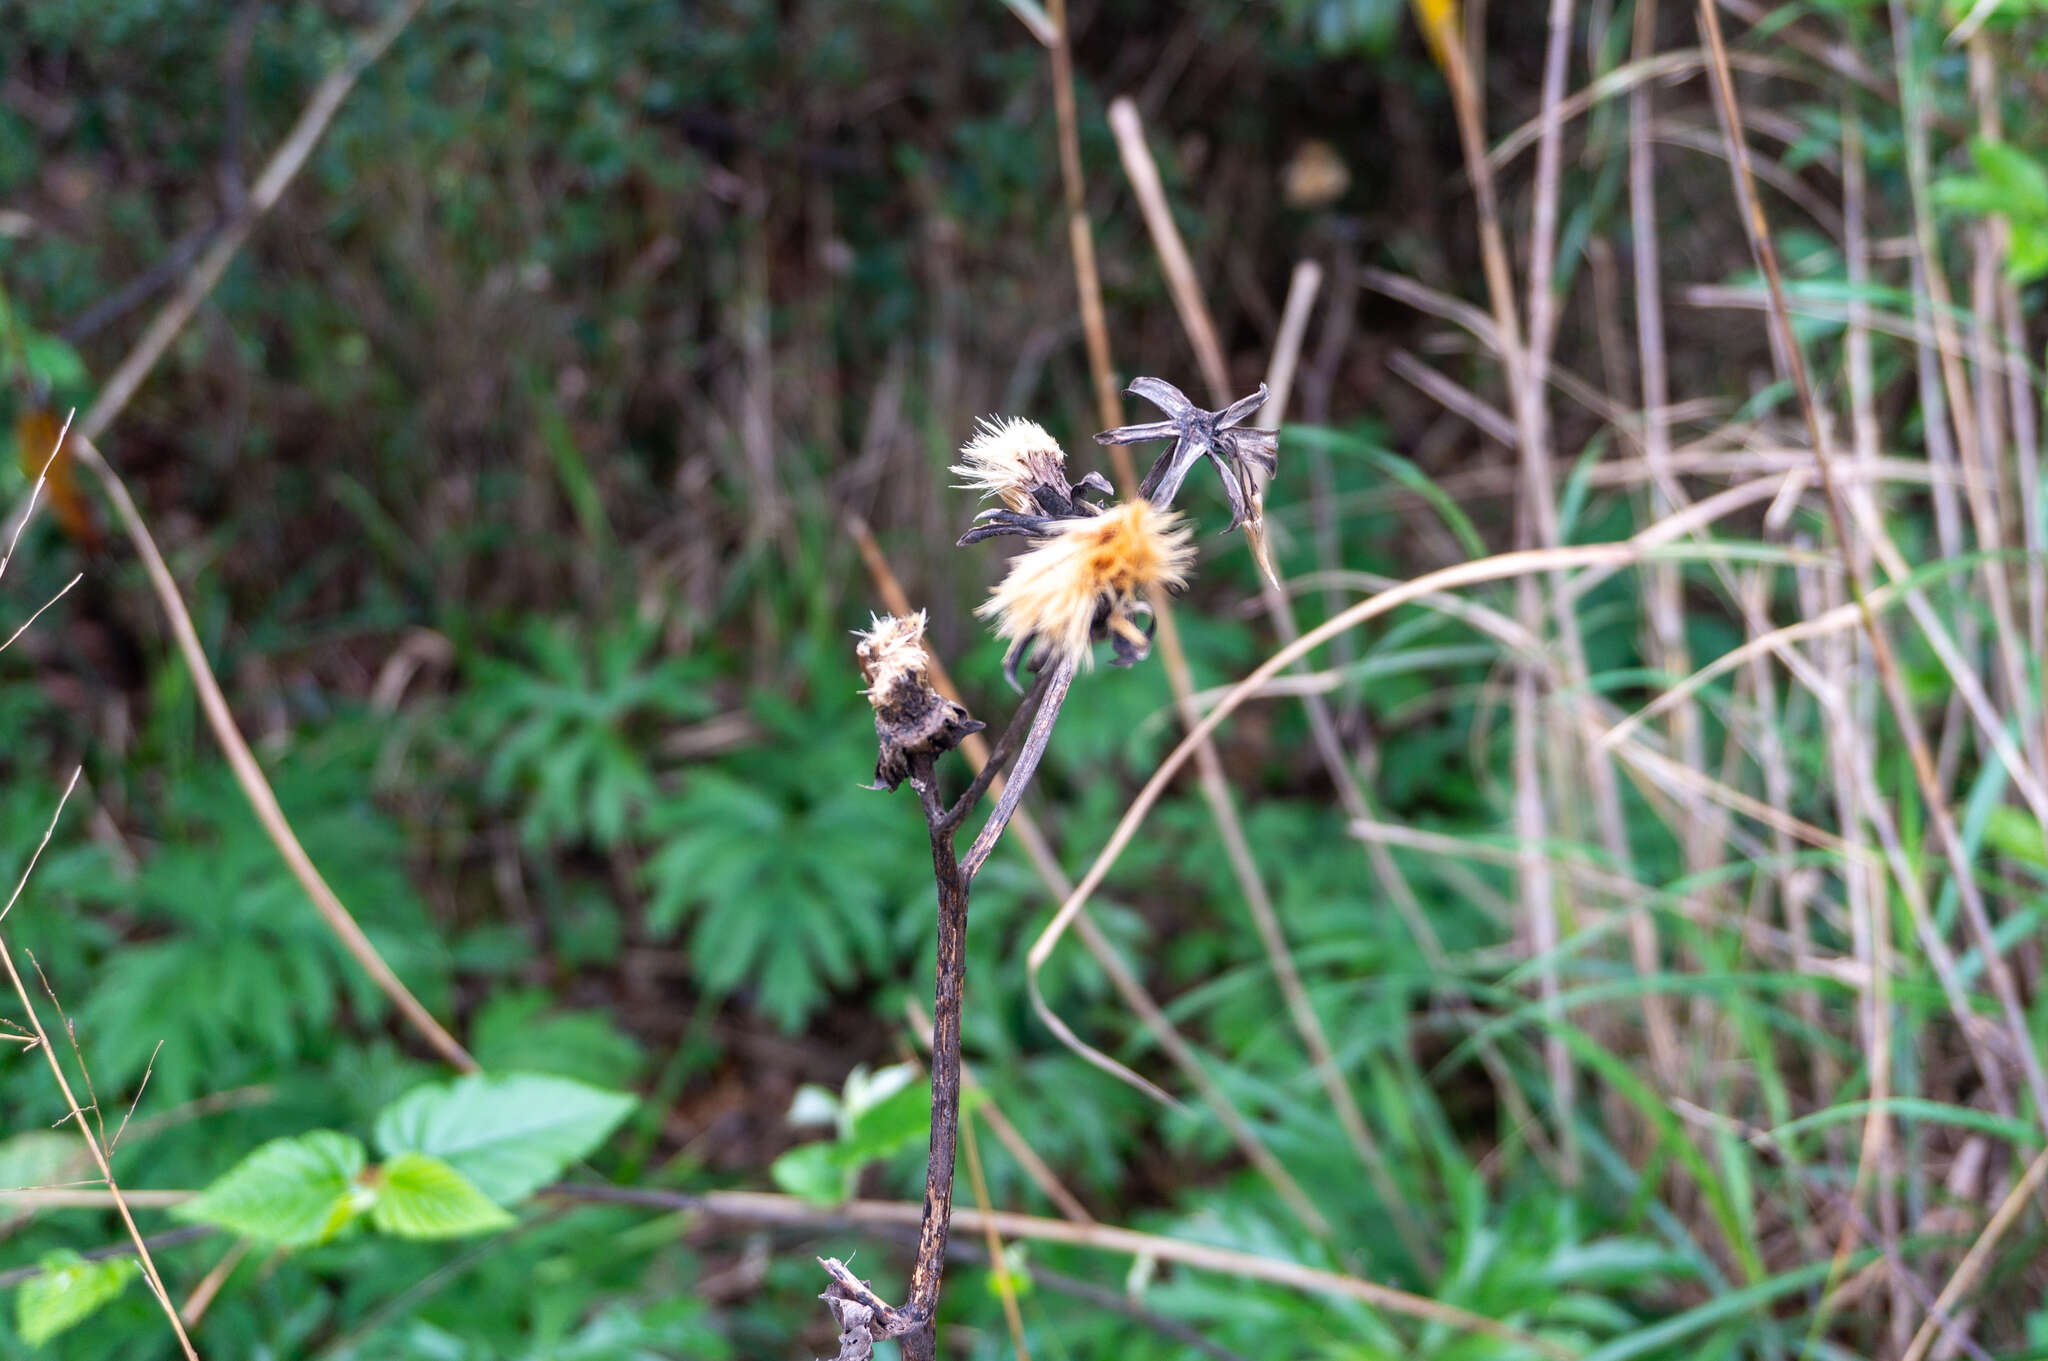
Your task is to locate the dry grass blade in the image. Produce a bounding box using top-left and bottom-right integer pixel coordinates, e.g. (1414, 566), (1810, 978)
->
(1697, 0), (2048, 1134)
(12, 1182), (1582, 1361)
(1027, 542), (1645, 1061)
(1900, 1147), (2048, 1361)
(1104, 98), (1230, 405)
(1101, 98), (1431, 1262)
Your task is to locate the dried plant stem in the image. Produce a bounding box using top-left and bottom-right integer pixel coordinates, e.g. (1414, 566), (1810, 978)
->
(848, 515), (1324, 1204)
(907, 998), (1094, 1223)
(1, 772), (201, 1361)
(1698, 0), (2048, 1132)
(1027, 4), (1338, 1243)
(961, 660), (1076, 881)
(1044, 0), (1120, 430)
(49, 0), (469, 1072)
(957, 1111), (1030, 1361)
(75, 436), (474, 1072)
(1105, 99), (1229, 404)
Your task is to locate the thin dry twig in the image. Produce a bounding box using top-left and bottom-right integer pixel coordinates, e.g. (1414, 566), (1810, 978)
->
(50, 0), (469, 1071)
(74, 0), (426, 448)
(0, 771), (201, 1360)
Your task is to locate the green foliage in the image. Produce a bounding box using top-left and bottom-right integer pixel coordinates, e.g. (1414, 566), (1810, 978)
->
(639, 701), (925, 1030)
(1932, 137), (2048, 280)
(13, 1252), (138, 1349)
(172, 1073), (631, 1256)
(11, 1), (2048, 1356)
(469, 990), (646, 1089)
(367, 1153), (517, 1240)
(463, 618), (715, 850)
(174, 1129), (372, 1249)
(770, 1061), (963, 1205)
(70, 723), (449, 1102)
(372, 1071), (636, 1205)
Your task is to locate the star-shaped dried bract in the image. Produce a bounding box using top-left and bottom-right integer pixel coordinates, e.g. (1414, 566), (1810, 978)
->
(1095, 378), (1277, 530)
(1096, 378), (1281, 587)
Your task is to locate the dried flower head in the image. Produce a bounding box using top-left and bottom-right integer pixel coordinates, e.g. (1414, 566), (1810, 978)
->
(977, 499), (1194, 676)
(855, 611), (983, 790)
(951, 416), (1069, 514)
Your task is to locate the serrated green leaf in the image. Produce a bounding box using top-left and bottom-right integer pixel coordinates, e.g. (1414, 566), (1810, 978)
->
(15, 1251), (139, 1347)
(373, 1072), (635, 1205)
(172, 1130), (368, 1248)
(368, 1152), (517, 1239)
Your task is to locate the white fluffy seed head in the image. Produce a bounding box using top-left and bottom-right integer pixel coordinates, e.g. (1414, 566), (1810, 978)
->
(854, 610), (931, 709)
(951, 416), (1068, 513)
(976, 500), (1194, 671)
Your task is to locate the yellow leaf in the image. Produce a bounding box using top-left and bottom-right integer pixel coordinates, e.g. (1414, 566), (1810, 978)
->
(1410, 0), (1461, 76)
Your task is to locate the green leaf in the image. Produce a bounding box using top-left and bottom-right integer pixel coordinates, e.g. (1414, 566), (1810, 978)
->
(368, 1152), (517, 1239)
(769, 1141), (853, 1207)
(0, 1131), (77, 1193)
(172, 1130), (369, 1248)
(1971, 137), (2048, 218)
(841, 1077), (935, 1164)
(470, 989), (645, 1087)
(1986, 805), (2048, 870)
(373, 1072), (636, 1205)
(15, 1251), (139, 1347)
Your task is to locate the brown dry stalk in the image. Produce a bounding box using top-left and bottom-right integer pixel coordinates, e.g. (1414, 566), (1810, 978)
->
(1015, 0), (1340, 1239)
(9, 1183), (1578, 1360)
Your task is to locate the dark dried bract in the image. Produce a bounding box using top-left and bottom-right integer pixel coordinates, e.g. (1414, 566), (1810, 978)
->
(867, 670), (982, 790)
(955, 470), (1115, 545)
(856, 614), (982, 791)
(1095, 377), (1277, 530)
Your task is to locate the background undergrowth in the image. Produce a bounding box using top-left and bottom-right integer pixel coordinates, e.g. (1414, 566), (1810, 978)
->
(5, 0), (2048, 1357)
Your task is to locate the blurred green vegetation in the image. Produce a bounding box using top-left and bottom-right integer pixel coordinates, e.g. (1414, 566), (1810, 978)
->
(5, 0), (2048, 1357)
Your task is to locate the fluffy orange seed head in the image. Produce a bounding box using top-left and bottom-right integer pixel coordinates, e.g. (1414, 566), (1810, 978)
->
(976, 500), (1194, 671)
(951, 416), (1067, 513)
